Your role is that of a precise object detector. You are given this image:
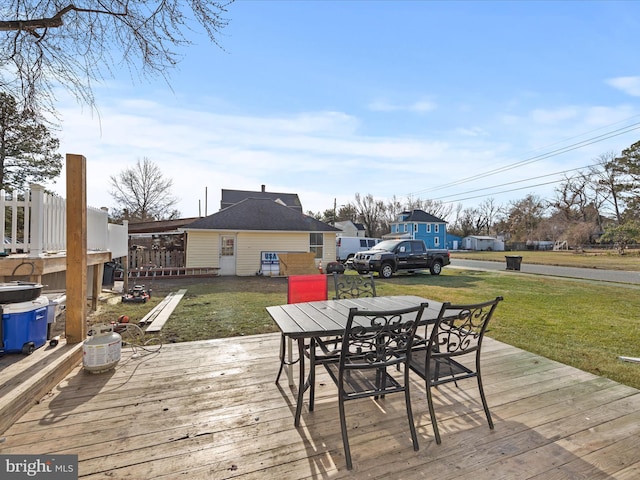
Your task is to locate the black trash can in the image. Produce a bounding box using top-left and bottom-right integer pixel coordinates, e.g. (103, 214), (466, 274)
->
(505, 255), (523, 271)
(325, 261), (345, 274)
(102, 261), (117, 287)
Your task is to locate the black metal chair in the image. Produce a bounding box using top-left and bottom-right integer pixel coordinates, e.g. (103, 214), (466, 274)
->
(408, 296), (503, 444)
(323, 303), (428, 470)
(332, 272), (377, 299)
(299, 272), (379, 418)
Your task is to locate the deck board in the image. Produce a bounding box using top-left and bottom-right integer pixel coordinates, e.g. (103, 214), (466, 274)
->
(1, 333), (639, 479)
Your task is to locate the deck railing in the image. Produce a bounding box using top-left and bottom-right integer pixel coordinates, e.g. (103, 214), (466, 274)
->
(1, 184), (128, 258)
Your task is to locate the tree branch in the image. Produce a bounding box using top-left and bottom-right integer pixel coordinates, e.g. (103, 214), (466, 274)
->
(0, 4), (127, 32)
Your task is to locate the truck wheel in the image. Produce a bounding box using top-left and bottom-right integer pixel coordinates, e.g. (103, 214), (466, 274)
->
(430, 261), (443, 275)
(380, 263), (394, 279)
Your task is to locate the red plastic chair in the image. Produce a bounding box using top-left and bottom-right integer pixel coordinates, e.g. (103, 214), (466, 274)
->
(275, 275), (328, 385)
(287, 274), (328, 303)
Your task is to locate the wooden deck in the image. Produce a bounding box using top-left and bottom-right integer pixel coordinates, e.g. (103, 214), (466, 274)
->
(1, 333), (640, 479)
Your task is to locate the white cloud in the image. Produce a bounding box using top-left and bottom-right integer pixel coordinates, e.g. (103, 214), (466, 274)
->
(50, 93), (640, 217)
(606, 76), (640, 97)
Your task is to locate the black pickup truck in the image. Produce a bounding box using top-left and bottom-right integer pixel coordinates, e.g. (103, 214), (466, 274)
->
(351, 239), (450, 278)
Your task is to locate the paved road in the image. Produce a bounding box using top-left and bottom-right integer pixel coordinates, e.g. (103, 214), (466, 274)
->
(450, 258), (640, 285)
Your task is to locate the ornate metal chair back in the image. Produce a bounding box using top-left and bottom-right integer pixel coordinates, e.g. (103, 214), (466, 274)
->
(333, 272), (376, 300)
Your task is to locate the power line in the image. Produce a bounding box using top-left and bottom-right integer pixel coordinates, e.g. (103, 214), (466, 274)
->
(408, 121), (640, 197)
(439, 179), (562, 204)
(431, 163), (600, 201)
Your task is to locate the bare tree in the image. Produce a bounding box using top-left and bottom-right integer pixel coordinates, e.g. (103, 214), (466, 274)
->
(379, 195), (403, 235)
(354, 193), (385, 237)
(406, 197), (453, 222)
(552, 172), (591, 222)
(504, 194), (547, 242)
(0, 1), (232, 115)
(477, 197), (501, 235)
(457, 207), (480, 237)
(109, 157), (180, 222)
(588, 152), (626, 224)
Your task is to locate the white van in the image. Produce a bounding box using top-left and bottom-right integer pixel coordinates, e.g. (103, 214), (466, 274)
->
(336, 236), (381, 263)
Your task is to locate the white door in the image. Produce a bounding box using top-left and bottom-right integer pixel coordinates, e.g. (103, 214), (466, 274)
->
(220, 235), (236, 275)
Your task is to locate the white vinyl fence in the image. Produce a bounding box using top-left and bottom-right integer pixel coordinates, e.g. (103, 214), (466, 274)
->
(1, 184), (128, 258)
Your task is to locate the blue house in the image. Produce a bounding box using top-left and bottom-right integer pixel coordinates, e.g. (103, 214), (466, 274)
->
(385, 209), (448, 249)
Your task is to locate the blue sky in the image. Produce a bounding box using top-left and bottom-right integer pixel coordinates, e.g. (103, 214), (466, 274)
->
(52, 1), (640, 219)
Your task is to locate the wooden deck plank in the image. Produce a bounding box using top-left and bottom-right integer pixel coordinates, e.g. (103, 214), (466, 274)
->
(1, 333), (639, 479)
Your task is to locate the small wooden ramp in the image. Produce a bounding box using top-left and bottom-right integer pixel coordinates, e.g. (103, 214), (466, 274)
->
(144, 289), (187, 333)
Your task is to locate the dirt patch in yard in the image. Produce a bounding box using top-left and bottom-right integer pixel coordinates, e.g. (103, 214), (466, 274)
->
(50, 275), (292, 341)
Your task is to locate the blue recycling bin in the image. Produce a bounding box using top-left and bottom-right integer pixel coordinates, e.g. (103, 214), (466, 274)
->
(1, 296), (49, 355)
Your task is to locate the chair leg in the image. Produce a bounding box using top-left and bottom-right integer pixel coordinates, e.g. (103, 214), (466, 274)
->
(294, 339), (306, 427)
(476, 363), (494, 429)
(287, 337), (295, 385)
(275, 333), (286, 384)
(309, 338), (316, 412)
(338, 396), (353, 470)
(426, 382), (441, 445)
(275, 334), (296, 386)
(404, 375), (419, 451)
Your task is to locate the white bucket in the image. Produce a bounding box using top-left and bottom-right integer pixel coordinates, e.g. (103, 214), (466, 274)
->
(83, 325), (122, 374)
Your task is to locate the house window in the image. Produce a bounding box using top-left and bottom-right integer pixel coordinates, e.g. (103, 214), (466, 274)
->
(427, 224), (431, 233)
(221, 236), (234, 256)
(414, 223), (418, 232)
(435, 224), (440, 233)
(310, 233), (323, 259)
(404, 224), (408, 232)
(434, 237), (440, 246)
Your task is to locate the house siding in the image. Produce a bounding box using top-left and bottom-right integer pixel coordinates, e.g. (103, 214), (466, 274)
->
(236, 232), (307, 276)
(186, 230), (220, 268)
(186, 230), (337, 276)
(388, 221), (447, 249)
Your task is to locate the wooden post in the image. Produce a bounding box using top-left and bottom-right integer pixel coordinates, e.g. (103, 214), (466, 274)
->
(91, 264), (101, 311)
(66, 154), (87, 344)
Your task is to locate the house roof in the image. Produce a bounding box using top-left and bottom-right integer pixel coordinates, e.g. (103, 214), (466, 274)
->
(127, 217), (201, 234)
(464, 235), (497, 240)
(220, 188), (303, 212)
(184, 198), (340, 232)
(399, 209), (447, 223)
(334, 220), (366, 231)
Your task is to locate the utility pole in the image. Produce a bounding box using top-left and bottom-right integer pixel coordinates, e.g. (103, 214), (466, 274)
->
(333, 198), (337, 226)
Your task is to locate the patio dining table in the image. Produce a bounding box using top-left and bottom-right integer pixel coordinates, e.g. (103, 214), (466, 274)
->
(266, 295), (444, 425)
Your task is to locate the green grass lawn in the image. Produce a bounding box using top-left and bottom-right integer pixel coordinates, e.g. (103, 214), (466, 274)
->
(451, 249), (640, 270)
(96, 270), (640, 390)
